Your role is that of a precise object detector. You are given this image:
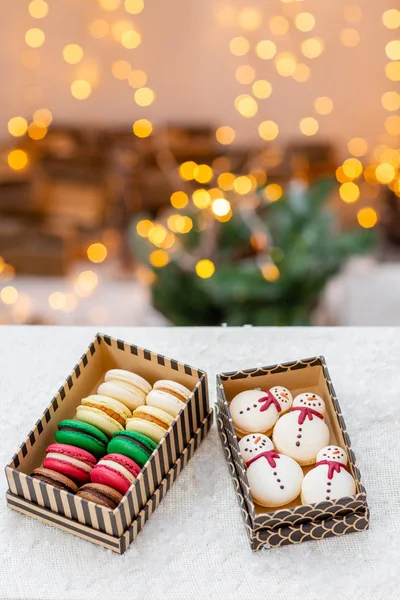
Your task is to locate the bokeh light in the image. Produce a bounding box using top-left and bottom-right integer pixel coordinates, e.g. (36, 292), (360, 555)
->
(263, 184), (283, 202)
(90, 20), (110, 39)
(339, 181), (360, 203)
(128, 70), (147, 88)
(295, 12), (315, 32)
(25, 28), (45, 48)
(262, 263), (280, 282)
(269, 16), (289, 36)
(136, 219), (153, 237)
(275, 52), (297, 76)
(133, 118), (152, 138)
(216, 126), (235, 145)
(233, 176), (252, 195)
(211, 198), (231, 216)
(192, 189), (211, 209)
(235, 94), (258, 117)
(195, 259), (215, 279)
(229, 37), (249, 56)
(8, 117), (28, 137)
(381, 91), (400, 111)
(48, 292), (67, 310)
(170, 191), (188, 208)
(70, 80), (92, 100)
(28, 121), (47, 140)
(340, 28), (360, 47)
(258, 120), (279, 141)
(121, 29), (141, 49)
(112, 60), (131, 79)
(343, 158), (363, 179)
(235, 65), (256, 84)
(301, 38), (324, 59)
(98, 0), (121, 11)
(357, 207), (378, 229)
(179, 161), (197, 180)
(194, 164), (213, 184)
(1, 286), (19, 305)
(293, 63), (311, 82)
(150, 250), (169, 267)
(252, 79), (272, 99)
(33, 108), (52, 126)
(255, 40), (277, 60)
(125, 0), (144, 14)
(382, 9), (400, 29)
(238, 8), (262, 32)
(299, 117), (319, 136)
(375, 162), (396, 184)
(63, 44), (83, 65)
(348, 138), (368, 157)
(385, 61), (400, 81)
(218, 172), (236, 190)
(87, 243), (108, 263)
(8, 150), (29, 170)
(385, 40), (400, 60)
(28, 0), (49, 19)
(134, 87), (154, 106)
(314, 96), (333, 115)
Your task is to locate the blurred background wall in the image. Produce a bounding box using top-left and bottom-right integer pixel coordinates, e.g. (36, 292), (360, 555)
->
(0, 0), (399, 327)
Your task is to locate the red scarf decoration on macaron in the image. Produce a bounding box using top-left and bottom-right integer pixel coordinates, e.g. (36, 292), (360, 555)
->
(258, 390), (281, 413)
(290, 406), (324, 424)
(315, 460), (348, 480)
(246, 449), (280, 468)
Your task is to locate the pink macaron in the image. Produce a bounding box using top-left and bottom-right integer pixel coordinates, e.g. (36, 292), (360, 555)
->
(90, 453), (141, 495)
(43, 443), (97, 484)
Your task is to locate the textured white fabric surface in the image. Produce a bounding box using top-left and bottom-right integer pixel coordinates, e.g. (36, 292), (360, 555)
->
(0, 326), (399, 600)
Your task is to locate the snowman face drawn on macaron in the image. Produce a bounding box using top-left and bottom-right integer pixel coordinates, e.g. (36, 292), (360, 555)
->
(269, 386), (293, 410)
(230, 386), (293, 437)
(239, 434), (274, 463)
(293, 392), (326, 413)
(316, 445), (347, 463)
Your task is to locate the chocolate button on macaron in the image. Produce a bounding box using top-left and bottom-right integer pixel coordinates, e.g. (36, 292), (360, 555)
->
(107, 430), (157, 467)
(76, 483), (123, 509)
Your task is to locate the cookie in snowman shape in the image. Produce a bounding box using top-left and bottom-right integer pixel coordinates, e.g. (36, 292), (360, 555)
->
(301, 445), (356, 504)
(272, 392), (329, 465)
(239, 434), (303, 507)
(230, 386), (293, 438)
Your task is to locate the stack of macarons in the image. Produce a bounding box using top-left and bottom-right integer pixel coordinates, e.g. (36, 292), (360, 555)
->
(30, 370), (193, 509)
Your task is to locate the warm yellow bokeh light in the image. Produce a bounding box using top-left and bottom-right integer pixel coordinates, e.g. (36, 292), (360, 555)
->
(133, 118), (152, 138)
(295, 12), (315, 32)
(233, 176), (252, 195)
(70, 80), (92, 100)
(63, 44), (83, 65)
(218, 172), (236, 191)
(33, 108), (52, 126)
(258, 120), (279, 141)
(28, 0), (49, 19)
(89, 20), (110, 39)
(301, 38), (324, 59)
(179, 161), (197, 181)
(170, 191), (188, 208)
(48, 292), (67, 310)
(216, 126), (235, 145)
(148, 225), (168, 246)
(77, 271), (98, 293)
(212, 198), (231, 216)
(262, 263), (280, 282)
(375, 162), (396, 184)
(28, 122), (47, 140)
(269, 16), (289, 36)
(336, 166), (352, 184)
(275, 52), (297, 77)
(229, 36), (249, 56)
(385, 40), (400, 60)
(235, 94), (258, 118)
(343, 5), (362, 23)
(385, 115), (400, 135)
(256, 40), (277, 60)
(98, 0), (121, 10)
(314, 96), (333, 115)
(263, 184), (283, 202)
(357, 207), (378, 229)
(121, 29), (141, 49)
(252, 79), (272, 99)
(194, 164), (213, 184)
(299, 117), (319, 136)
(112, 20), (133, 42)
(128, 70), (147, 88)
(112, 60), (131, 80)
(25, 28), (45, 48)
(167, 215), (185, 233)
(381, 91), (400, 111)
(192, 189), (211, 209)
(180, 217), (193, 233)
(195, 259), (215, 279)
(339, 182), (360, 203)
(125, 0), (144, 14)
(343, 158), (363, 179)
(235, 65), (256, 84)
(134, 87), (154, 106)
(1, 286), (19, 305)
(348, 137), (368, 157)
(87, 243), (108, 263)
(382, 9), (400, 29)
(238, 8), (262, 31)
(340, 28), (360, 47)
(8, 117), (28, 137)
(8, 150), (29, 170)
(149, 250), (169, 268)
(385, 61), (400, 82)
(136, 219), (153, 237)
(293, 63), (311, 82)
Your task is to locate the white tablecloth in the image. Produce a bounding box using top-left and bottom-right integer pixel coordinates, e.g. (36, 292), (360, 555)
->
(0, 326), (399, 600)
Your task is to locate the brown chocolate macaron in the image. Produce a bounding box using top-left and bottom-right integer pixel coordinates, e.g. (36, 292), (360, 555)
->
(30, 467), (78, 493)
(76, 483), (123, 509)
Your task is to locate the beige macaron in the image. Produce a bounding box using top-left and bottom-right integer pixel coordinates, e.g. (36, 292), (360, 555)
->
(101, 369), (152, 410)
(76, 395), (132, 438)
(146, 380), (192, 418)
(126, 405), (174, 444)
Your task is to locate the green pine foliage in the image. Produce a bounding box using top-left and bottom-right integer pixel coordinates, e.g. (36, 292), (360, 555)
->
(132, 179), (377, 325)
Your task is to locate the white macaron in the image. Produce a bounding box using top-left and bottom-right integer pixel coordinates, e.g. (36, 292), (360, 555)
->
(146, 380), (192, 417)
(100, 369), (152, 411)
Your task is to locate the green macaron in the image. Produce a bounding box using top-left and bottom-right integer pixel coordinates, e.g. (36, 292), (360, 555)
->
(107, 430), (157, 467)
(56, 419), (109, 457)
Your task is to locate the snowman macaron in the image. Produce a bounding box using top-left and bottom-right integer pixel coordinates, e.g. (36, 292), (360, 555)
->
(301, 445), (356, 504)
(272, 392), (330, 465)
(239, 434), (303, 507)
(230, 386), (293, 438)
